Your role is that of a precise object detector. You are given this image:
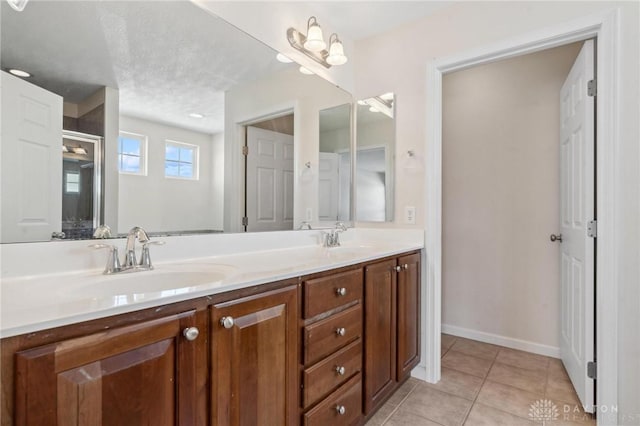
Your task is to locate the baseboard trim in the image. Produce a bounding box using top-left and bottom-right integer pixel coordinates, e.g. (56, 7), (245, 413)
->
(442, 324), (561, 359)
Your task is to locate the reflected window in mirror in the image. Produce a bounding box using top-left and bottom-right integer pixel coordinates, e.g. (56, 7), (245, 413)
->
(165, 140), (198, 180)
(355, 93), (395, 222)
(118, 132), (147, 175)
(319, 103), (352, 222)
(64, 171), (81, 194)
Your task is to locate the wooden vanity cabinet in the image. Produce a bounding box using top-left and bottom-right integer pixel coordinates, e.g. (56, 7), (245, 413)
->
(210, 284), (299, 426)
(8, 307), (208, 426)
(363, 252), (421, 415)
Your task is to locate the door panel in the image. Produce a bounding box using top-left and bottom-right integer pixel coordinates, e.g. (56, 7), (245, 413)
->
(1, 71), (63, 242)
(397, 253), (420, 380)
(559, 39), (595, 412)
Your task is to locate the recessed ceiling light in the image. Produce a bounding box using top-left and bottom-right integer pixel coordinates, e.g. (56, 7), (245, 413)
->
(189, 113), (205, 119)
(8, 68), (31, 78)
(299, 66), (314, 75)
(276, 53), (293, 63)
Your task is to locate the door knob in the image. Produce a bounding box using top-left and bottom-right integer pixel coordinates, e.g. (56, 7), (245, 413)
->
(550, 234), (563, 242)
(183, 327), (199, 341)
(403, 264), (409, 270)
(335, 405), (346, 415)
(220, 316), (235, 329)
(335, 327), (346, 336)
(336, 287), (347, 296)
(335, 366), (346, 376)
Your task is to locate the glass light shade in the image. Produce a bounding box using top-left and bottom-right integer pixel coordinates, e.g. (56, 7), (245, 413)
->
(7, 0), (29, 11)
(304, 23), (326, 52)
(327, 39), (347, 66)
(62, 145), (69, 152)
(73, 147), (88, 155)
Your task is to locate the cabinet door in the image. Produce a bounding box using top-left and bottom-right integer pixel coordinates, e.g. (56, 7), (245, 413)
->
(211, 285), (298, 426)
(397, 253), (421, 381)
(14, 310), (205, 426)
(363, 259), (397, 414)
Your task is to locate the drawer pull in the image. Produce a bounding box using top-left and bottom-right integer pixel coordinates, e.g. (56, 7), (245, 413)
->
(336, 287), (347, 296)
(403, 263), (409, 270)
(183, 327), (199, 341)
(335, 366), (346, 376)
(395, 265), (402, 272)
(220, 316), (234, 329)
(335, 327), (346, 336)
(335, 405), (346, 415)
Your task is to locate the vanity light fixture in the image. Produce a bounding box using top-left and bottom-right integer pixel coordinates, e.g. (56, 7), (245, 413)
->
(189, 113), (205, 119)
(8, 68), (31, 78)
(6, 0), (29, 12)
(287, 17), (347, 69)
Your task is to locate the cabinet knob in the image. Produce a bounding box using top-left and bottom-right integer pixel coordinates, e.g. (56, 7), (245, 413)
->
(335, 366), (346, 376)
(335, 405), (346, 415)
(403, 263), (409, 270)
(183, 327), (199, 341)
(395, 265), (402, 272)
(336, 287), (347, 296)
(335, 327), (346, 336)
(220, 316), (235, 329)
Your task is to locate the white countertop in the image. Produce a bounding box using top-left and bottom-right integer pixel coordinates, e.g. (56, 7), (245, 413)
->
(0, 228), (423, 338)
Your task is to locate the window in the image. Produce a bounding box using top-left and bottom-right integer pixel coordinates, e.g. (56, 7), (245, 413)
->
(65, 171), (80, 194)
(165, 140), (198, 179)
(118, 132), (147, 175)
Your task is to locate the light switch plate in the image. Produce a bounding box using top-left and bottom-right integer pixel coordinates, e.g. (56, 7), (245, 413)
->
(405, 206), (416, 224)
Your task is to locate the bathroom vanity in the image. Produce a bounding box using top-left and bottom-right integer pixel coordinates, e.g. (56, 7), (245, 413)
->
(0, 232), (422, 426)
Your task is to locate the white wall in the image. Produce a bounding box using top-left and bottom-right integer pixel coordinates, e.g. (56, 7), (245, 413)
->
(441, 43), (581, 352)
(117, 115), (222, 233)
(354, 1), (639, 422)
(224, 67), (352, 232)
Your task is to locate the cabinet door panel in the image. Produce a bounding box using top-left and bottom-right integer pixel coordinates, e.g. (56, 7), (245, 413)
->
(15, 310), (202, 426)
(363, 259), (397, 414)
(211, 285), (298, 426)
(397, 253), (421, 380)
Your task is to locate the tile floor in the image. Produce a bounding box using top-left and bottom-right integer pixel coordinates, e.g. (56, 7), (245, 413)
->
(366, 334), (595, 425)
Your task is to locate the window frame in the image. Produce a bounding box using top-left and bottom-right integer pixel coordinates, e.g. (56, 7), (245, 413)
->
(164, 139), (199, 180)
(118, 131), (148, 176)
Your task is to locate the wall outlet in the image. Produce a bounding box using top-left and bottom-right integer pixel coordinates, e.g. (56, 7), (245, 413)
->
(306, 207), (313, 221)
(404, 206), (416, 225)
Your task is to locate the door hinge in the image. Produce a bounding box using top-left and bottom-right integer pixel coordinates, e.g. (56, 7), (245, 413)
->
(587, 79), (597, 97)
(242, 216), (248, 227)
(587, 220), (597, 238)
(587, 361), (597, 379)
(242, 145), (248, 156)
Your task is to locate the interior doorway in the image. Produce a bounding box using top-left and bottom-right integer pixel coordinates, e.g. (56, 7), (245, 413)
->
(243, 113), (294, 232)
(439, 39), (596, 413)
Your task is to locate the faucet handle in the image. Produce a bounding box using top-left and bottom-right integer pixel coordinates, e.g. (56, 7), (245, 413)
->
(139, 240), (165, 269)
(89, 243), (121, 274)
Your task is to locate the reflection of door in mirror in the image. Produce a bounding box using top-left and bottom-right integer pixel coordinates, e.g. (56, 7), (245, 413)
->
(245, 119), (294, 232)
(1, 71), (63, 243)
(355, 93), (395, 222)
(62, 131), (102, 239)
(319, 103), (352, 222)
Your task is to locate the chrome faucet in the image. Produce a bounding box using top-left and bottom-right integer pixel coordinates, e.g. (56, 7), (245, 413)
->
(90, 226), (164, 274)
(323, 222), (348, 248)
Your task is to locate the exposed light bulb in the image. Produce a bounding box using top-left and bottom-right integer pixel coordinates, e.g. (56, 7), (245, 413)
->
(326, 34), (347, 66)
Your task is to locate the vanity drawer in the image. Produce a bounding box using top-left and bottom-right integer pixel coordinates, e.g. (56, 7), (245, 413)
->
(303, 339), (362, 408)
(303, 373), (362, 426)
(304, 304), (362, 366)
(304, 269), (363, 318)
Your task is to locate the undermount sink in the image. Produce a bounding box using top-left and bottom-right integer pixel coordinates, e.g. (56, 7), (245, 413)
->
(65, 263), (238, 298)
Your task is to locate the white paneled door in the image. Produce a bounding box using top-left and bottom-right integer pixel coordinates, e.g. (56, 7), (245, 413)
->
(245, 126), (294, 232)
(559, 40), (595, 413)
(1, 71), (63, 243)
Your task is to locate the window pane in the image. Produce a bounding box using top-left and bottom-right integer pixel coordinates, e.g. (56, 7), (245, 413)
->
(166, 145), (180, 161)
(120, 137), (140, 155)
(179, 147), (194, 163)
(121, 155), (140, 173)
(179, 163), (193, 178)
(67, 172), (80, 183)
(165, 160), (180, 176)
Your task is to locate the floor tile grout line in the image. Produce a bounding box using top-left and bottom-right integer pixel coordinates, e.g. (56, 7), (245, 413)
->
(459, 344), (499, 425)
(379, 381), (420, 425)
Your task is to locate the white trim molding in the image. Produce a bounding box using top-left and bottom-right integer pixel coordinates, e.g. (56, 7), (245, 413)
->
(424, 9), (620, 424)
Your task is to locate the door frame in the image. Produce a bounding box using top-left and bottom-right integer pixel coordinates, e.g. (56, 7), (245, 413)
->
(423, 8), (620, 422)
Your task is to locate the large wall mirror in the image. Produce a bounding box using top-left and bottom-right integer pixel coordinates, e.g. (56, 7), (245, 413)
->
(0, 1), (352, 243)
(355, 93), (395, 222)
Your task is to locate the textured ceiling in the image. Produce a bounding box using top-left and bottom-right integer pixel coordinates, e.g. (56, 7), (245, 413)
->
(1, 1), (293, 134)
